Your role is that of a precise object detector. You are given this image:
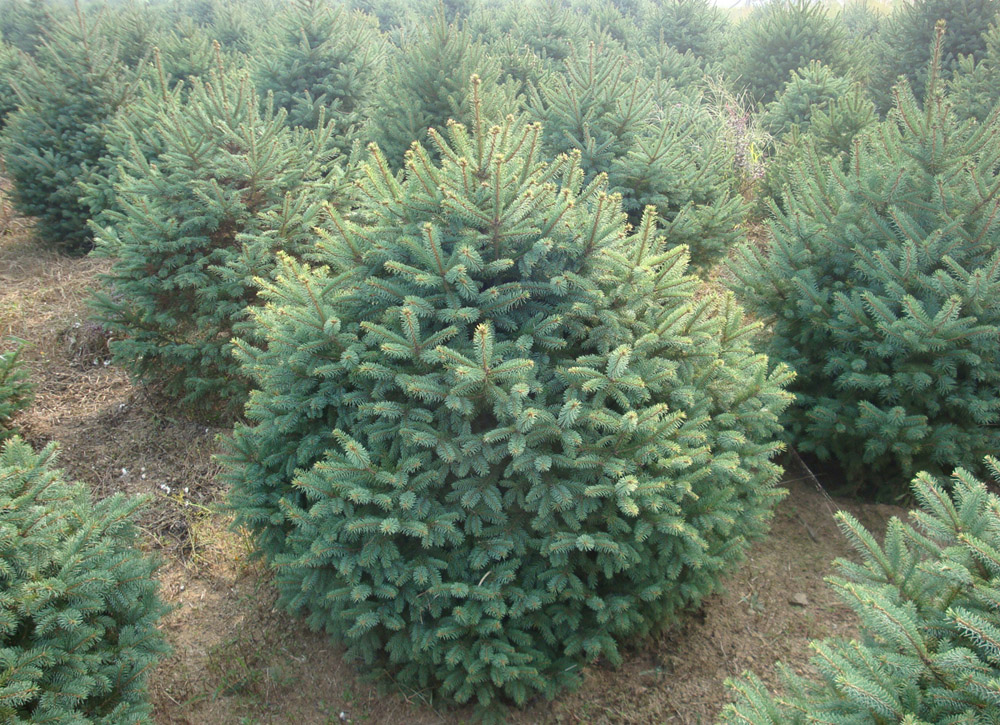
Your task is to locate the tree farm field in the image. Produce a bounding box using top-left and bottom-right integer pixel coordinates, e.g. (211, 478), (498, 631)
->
(0, 192), (907, 725)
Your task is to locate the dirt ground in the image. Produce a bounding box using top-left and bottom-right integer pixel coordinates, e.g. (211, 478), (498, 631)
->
(0, 199), (909, 725)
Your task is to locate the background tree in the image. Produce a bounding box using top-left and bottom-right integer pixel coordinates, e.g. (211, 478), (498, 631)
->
(728, 30), (1000, 494)
(91, 64), (349, 416)
(727, 0), (851, 107)
(369, 7), (519, 166)
(872, 0), (1000, 111)
(254, 0), (385, 136)
(1, 1), (140, 253)
(530, 43), (747, 269)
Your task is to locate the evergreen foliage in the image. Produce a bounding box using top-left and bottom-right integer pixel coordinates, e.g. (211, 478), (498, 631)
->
(721, 458), (1000, 723)
(224, 102), (793, 716)
(1, 2), (139, 254)
(91, 63), (349, 416)
(0, 437), (169, 723)
(728, 34), (1000, 494)
(0, 35), (22, 130)
(0, 0), (53, 54)
(530, 44), (747, 269)
(641, 0), (728, 62)
(254, 0), (385, 134)
(873, 0), (1000, 110)
(369, 8), (518, 167)
(0, 343), (32, 441)
(757, 64), (876, 212)
(638, 39), (711, 96)
(948, 22), (1000, 124)
(760, 62), (853, 141)
(727, 0), (850, 107)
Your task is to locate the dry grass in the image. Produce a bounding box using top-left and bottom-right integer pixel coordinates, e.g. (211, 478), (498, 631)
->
(0, 189), (908, 725)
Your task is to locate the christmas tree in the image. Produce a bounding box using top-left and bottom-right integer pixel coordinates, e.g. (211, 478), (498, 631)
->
(530, 43), (747, 269)
(721, 458), (1000, 723)
(873, 0), (999, 111)
(948, 21), (1000, 124)
(641, 0), (728, 64)
(727, 0), (851, 107)
(223, 91), (792, 716)
(91, 59), (349, 417)
(0, 437), (169, 723)
(1, 1), (140, 253)
(0, 33), (21, 129)
(728, 26), (1000, 495)
(369, 7), (519, 167)
(254, 0), (385, 136)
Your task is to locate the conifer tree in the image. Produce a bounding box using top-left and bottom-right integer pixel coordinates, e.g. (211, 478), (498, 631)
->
(530, 43), (747, 269)
(0, 342), (32, 441)
(727, 0), (850, 107)
(760, 62), (854, 141)
(873, 0), (999, 111)
(641, 0), (728, 63)
(757, 64), (876, 212)
(1, 1), (140, 253)
(254, 0), (385, 136)
(369, 7), (519, 167)
(0, 0), (52, 55)
(91, 61), (349, 416)
(223, 95), (793, 716)
(721, 458), (1000, 723)
(728, 29), (1000, 494)
(0, 437), (169, 723)
(0, 34), (21, 129)
(949, 22), (1000, 124)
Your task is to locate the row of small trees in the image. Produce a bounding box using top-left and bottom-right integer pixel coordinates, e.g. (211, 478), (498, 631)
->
(0, 0), (999, 721)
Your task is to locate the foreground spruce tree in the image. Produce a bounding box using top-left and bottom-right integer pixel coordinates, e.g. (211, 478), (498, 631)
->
(0, 437), (169, 723)
(728, 32), (1000, 494)
(721, 458), (1000, 723)
(224, 99), (793, 715)
(1, 1), (139, 253)
(92, 62), (348, 417)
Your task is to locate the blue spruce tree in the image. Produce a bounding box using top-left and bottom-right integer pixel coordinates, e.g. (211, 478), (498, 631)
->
(224, 86), (793, 716)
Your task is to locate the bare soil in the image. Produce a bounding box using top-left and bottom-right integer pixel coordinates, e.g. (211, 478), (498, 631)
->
(0, 202), (908, 725)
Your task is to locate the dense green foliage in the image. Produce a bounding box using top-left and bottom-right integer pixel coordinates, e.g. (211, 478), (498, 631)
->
(0, 437), (169, 723)
(370, 9), (518, 166)
(873, 0), (1000, 109)
(2, 0), (1000, 719)
(729, 42), (1000, 494)
(255, 0), (385, 136)
(760, 61), (853, 140)
(727, 0), (850, 107)
(641, 0), (728, 62)
(0, 35), (20, 129)
(758, 63), (876, 211)
(949, 21), (1000, 124)
(223, 108), (792, 715)
(1, 4), (139, 253)
(91, 65), (348, 416)
(0, 343), (32, 440)
(721, 458), (1000, 723)
(529, 44), (746, 269)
